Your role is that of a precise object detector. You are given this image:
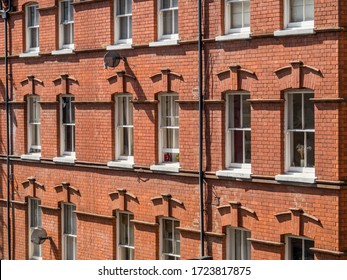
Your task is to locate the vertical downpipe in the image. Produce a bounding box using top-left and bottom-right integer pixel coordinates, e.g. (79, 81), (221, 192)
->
(198, 0), (205, 257)
(3, 0), (12, 260)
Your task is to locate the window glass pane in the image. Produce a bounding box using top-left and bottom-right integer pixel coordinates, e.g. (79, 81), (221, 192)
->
(230, 2), (242, 29)
(172, 0), (178, 8)
(288, 93), (302, 129)
(291, 131), (304, 167)
(30, 28), (39, 48)
(245, 131), (251, 164)
(232, 95), (241, 128)
(118, 0), (126, 15)
(164, 219), (173, 239)
(66, 235), (76, 259)
(290, 237), (303, 260)
(305, 0), (314, 21)
(243, 1), (250, 27)
(129, 214), (134, 246)
(120, 17), (129, 39)
(242, 95), (250, 128)
(119, 213), (129, 245)
(174, 10), (178, 34)
(304, 239), (314, 260)
(31, 124), (41, 149)
(233, 130), (243, 163)
(63, 24), (72, 45)
(61, 1), (69, 23)
(162, 0), (171, 9)
(127, 0), (132, 13)
(64, 125), (75, 152)
(304, 93), (314, 129)
(129, 16), (132, 38)
(163, 10), (173, 35)
(235, 229), (241, 260)
(291, 0), (304, 22)
(62, 97), (75, 124)
(69, 0), (74, 21)
(306, 132), (314, 167)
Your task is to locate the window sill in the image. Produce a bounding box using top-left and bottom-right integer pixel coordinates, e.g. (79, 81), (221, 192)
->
(275, 172), (316, 184)
(51, 49), (75, 55)
(19, 52), (40, 58)
(20, 154), (41, 161)
(216, 168), (252, 179)
(215, 32), (251, 41)
(150, 163), (180, 173)
(274, 27), (315, 37)
(53, 156), (75, 164)
(106, 43), (133, 50)
(107, 160), (134, 169)
(149, 39), (179, 47)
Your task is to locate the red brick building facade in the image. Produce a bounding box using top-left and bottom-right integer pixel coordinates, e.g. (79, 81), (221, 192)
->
(0, 0), (347, 260)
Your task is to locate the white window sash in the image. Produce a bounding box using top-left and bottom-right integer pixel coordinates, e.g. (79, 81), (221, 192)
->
(285, 0), (314, 28)
(158, 0), (179, 40)
(116, 211), (134, 260)
(27, 96), (41, 154)
(285, 90), (315, 172)
(62, 203), (77, 260)
(59, 0), (74, 49)
(225, 0), (250, 34)
(226, 92), (251, 167)
(60, 95), (75, 158)
(26, 4), (39, 52)
(226, 227), (251, 260)
(28, 198), (42, 260)
(159, 94), (179, 164)
(160, 217), (180, 260)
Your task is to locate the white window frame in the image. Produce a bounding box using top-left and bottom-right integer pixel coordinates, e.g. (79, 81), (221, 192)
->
(59, 0), (74, 49)
(158, 93), (179, 166)
(285, 90), (314, 174)
(158, 0), (179, 41)
(25, 3), (39, 53)
(62, 203), (77, 260)
(115, 94), (134, 163)
(116, 211), (134, 260)
(159, 217), (180, 260)
(114, 0), (132, 45)
(285, 235), (314, 260)
(59, 95), (75, 159)
(226, 92), (251, 170)
(27, 95), (41, 156)
(226, 227), (251, 260)
(225, 0), (250, 34)
(28, 197), (42, 260)
(284, 0), (314, 29)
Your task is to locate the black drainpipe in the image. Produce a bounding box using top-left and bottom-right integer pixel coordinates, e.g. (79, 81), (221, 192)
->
(198, 0), (205, 257)
(2, 0), (12, 260)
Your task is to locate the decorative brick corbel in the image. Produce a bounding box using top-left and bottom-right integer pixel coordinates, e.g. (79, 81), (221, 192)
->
(217, 64), (257, 91)
(54, 181), (81, 203)
(107, 70), (136, 93)
(217, 201), (256, 227)
(108, 188), (138, 211)
(151, 193), (184, 217)
(20, 75), (44, 95)
(150, 68), (183, 93)
(274, 61), (322, 90)
(22, 176), (45, 197)
(275, 208), (320, 236)
(53, 74), (78, 94)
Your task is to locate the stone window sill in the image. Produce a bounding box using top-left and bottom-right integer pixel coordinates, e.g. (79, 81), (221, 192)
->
(51, 49), (75, 55)
(19, 52), (40, 58)
(216, 168), (252, 179)
(275, 172), (316, 184)
(107, 160), (134, 169)
(106, 43), (133, 50)
(20, 154), (41, 161)
(149, 39), (179, 47)
(150, 163), (180, 173)
(53, 156), (75, 164)
(274, 27), (315, 37)
(215, 32), (251, 41)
